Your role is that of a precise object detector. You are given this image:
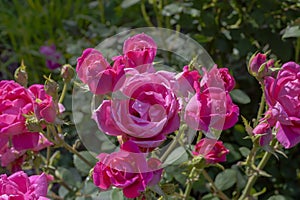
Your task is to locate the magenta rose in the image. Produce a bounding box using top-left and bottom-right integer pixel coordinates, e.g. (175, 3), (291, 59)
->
(264, 61), (300, 148)
(28, 84), (57, 123)
(185, 87), (239, 132)
(0, 80), (33, 136)
(218, 68), (235, 92)
(185, 66), (239, 132)
(93, 141), (162, 198)
(0, 171), (49, 200)
(122, 33), (157, 68)
(0, 133), (52, 171)
(193, 138), (229, 164)
(94, 69), (180, 150)
(76, 48), (124, 95)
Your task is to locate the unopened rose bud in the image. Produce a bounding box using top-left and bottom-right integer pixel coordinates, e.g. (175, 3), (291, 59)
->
(44, 75), (58, 100)
(14, 60), (28, 87)
(61, 64), (75, 82)
(253, 122), (273, 146)
(248, 53), (267, 78)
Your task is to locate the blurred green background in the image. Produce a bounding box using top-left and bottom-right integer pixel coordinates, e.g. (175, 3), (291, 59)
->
(0, 0), (299, 199)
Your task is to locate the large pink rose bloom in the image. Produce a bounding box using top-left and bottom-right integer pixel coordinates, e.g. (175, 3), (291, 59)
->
(94, 69), (180, 150)
(264, 61), (300, 148)
(0, 80), (33, 136)
(76, 48), (124, 95)
(185, 66), (239, 132)
(93, 141), (162, 198)
(0, 171), (49, 200)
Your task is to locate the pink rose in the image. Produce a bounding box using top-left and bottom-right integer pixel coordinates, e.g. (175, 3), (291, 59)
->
(76, 48), (124, 95)
(218, 68), (235, 92)
(252, 122), (273, 146)
(185, 66), (239, 131)
(0, 171), (49, 200)
(264, 61), (300, 148)
(122, 33), (157, 68)
(94, 69), (180, 150)
(28, 84), (57, 123)
(93, 141), (162, 198)
(0, 80), (33, 136)
(193, 138), (229, 164)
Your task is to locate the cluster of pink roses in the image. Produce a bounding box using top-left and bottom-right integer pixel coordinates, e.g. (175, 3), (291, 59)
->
(250, 55), (300, 149)
(76, 33), (239, 198)
(0, 171), (50, 199)
(0, 80), (58, 171)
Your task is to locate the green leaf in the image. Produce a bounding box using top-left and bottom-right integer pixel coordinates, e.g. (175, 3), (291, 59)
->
(224, 143), (241, 163)
(111, 188), (124, 200)
(121, 0), (140, 8)
(58, 186), (69, 198)
(230, 89), (251, 104)
(282, 25), (300, 39)
(73, 151), (97, 176)
(214, 169), (237, 191)
(202, 193), (220, 200)
(162, 146), (188, 166)
(239, 147), (250, 157)
(55, 167), (82, 188)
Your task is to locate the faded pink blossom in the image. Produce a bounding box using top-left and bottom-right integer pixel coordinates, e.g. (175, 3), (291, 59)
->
(39, 44), (62, 70)
(193, 138), (229, 164)
(76, 48), (125, 94)
(264, 61), (300, 148)
(0, 171), (49, 199)
(93, 141), (162, 198)
(94, 69), (180, 151)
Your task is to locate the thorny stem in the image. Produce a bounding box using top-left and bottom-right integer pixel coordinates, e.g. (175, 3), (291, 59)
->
(254, 91), (265, 127)
(49, 125), (94, 168)
(183, 166), (197, 200)
(239, 139), (277, 200)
